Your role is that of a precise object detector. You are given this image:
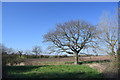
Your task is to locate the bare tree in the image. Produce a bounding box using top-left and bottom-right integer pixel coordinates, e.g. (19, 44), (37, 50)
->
(97, 12), (118, 58)
(97, 11), (119, 78)
(25, 50), (31, 58)
(0, 43), (7, 53)
(7, 48), (14, 54)
(43, 20), (98, 64)
(32, 46), (42, 57)
(0, 44), (14, 54)
(17, 50), (23, 58)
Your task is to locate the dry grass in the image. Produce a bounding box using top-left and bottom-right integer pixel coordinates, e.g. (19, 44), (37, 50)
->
(84, 63), (108, 73)
(102, 58), (118, 78)
(84, 57), (118, 78)
(22, 56), (111, 65)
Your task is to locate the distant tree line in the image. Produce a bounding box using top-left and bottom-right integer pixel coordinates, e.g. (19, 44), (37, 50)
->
(1, 43), (99, 66)
(1, 44), (43, 66)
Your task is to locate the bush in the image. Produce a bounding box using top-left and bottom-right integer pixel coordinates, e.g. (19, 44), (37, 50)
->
(40, 55), (49, 58)
(24, 55), (50, 58)
(62, 54), (68, 58)
(2, 53), (24, 66)
(26, 55), (39, 58)
(49, 55), (58, 58)
(43, 55), (49, 58)
(2, 52), (9, 66)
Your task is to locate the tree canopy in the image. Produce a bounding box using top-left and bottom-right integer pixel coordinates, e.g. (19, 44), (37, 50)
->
(43, 20), (98, 64)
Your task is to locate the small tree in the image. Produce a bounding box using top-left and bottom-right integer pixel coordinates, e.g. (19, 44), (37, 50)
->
(32, 46), (42, 57)
(43, 20), (98, 64)
(17, 50), (23, 58)
(25, 50), (31, 58)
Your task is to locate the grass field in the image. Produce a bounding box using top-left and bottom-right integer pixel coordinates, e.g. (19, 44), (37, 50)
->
(2, 65), (103, 78)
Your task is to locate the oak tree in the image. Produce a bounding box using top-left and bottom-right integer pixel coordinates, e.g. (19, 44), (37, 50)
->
(43, 20), (98, 64)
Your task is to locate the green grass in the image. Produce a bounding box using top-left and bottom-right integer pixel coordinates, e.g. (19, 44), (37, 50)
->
(3, 65), (103, 78)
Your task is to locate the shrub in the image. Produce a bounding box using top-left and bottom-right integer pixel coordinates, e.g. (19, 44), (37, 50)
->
(2, 53), (24, 66)
(62, 54), (68, 58)
(49, 55), (58, 58)
(44, 55), (49, 58)
(2, 52), (9, 66)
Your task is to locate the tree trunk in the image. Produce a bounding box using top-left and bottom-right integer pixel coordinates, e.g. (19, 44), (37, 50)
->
(74, 53), (79, 65)
(36, 52), (37, 58)
(20, 53), (22, 58)
(111, 47), (116, 59)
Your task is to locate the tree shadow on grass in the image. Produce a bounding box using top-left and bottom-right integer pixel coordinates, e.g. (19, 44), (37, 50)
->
(102, 70), (118, 78)
(28, 72), (102, 78)
(2, 65), (49, 78)
(4, 72), (102, 78)
(2, 65), (103, 78)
